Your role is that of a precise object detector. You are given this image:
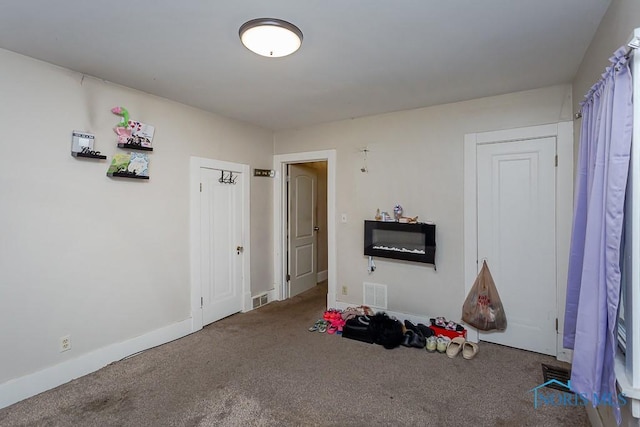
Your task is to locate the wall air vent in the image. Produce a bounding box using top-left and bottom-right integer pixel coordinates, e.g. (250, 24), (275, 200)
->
(252, 294), (269, 309)
(363, 282), (387, 309)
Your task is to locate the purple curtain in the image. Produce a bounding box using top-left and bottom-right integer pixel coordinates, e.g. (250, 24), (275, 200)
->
(564, 46), (633, 423)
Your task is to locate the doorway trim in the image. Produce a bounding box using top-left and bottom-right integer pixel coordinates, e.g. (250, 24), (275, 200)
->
(463, 122), (573, 360)
(189, 156), (251, 333)
(273, 150), (337, 308)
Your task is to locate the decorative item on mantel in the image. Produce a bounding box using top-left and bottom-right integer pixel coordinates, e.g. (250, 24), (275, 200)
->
(375, 207), (417, 223)
(374, 204), (418, 223)
(393, 204), (403, 220)
(399, 215), (419, 224)
(111, 106), (155, 151)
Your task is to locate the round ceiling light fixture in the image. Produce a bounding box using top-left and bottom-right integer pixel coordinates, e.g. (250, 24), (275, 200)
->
(239, 18), (303, 58)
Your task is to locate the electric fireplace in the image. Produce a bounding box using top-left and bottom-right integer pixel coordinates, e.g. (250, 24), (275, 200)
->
(364, 220), (436, 265)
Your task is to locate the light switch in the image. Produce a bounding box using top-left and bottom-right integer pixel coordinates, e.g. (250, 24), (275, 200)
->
(341, 213), (348, 223)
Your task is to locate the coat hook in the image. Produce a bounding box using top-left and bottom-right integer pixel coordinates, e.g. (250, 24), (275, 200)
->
(217, 170), (238, 184)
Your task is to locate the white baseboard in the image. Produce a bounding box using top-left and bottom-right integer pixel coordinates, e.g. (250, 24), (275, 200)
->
(243, 291), (253, 312)
(555, 333), (573, 363)
(0, 318), (192, 410)
(317, 270), (328, 283)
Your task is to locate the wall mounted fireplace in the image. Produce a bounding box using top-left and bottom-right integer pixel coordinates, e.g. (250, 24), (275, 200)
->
(364, 220), (436, 266)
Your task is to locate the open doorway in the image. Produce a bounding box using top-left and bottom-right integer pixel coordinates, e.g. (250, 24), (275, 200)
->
(287, 162), (328, 298)
(273, 150), (337, 308)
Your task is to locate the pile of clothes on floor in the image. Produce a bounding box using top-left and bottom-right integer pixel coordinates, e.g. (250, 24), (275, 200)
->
(308, 307), (478, 359)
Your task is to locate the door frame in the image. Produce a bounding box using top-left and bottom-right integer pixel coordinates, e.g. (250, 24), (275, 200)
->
(273, 150), (336, 307)
(190, 156), (251, 333)
(463, 122), (573, 360)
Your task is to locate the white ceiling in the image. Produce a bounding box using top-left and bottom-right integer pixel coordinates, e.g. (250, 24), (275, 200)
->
(0, 1), (611, 130)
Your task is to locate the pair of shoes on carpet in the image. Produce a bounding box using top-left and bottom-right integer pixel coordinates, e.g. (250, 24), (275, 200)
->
(421, 335), (452, 353)
(308, 319), (328, 333)
(401, 329), (426, 348)
(404, 320), (434, 337)
(430, 316), (465, 332)
(402, 320), (434, 349)
(445, 336), (479, 359)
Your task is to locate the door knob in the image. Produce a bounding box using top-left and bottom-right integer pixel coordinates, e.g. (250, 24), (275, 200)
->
(236, 246), (244, 254)
(314, 226), (320, 231)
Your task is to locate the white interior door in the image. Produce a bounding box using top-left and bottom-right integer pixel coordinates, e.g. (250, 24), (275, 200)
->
(200, 166), (244, 325)
(288, 164), (318, 298)
(476, 136), (557, 355)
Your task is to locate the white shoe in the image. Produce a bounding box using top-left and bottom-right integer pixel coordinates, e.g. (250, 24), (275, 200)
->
(425, 335), (437, 352)
(436, 336), (451, 353)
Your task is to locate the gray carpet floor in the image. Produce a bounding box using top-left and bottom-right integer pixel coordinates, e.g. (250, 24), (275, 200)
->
(0, 282), (588, 426)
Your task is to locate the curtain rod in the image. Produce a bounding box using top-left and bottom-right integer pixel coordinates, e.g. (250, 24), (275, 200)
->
(575, 34), (639, 120)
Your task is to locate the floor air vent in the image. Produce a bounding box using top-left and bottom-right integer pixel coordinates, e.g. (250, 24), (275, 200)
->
(541, 363), (572, 393)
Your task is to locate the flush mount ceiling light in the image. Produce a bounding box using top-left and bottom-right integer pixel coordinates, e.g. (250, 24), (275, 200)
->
(239, 18), (303, 58)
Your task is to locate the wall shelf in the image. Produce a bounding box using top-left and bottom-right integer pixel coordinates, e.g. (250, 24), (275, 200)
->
(72, 152), (107, 160)
(117, 143), (153, 151)
(364, 220), (436, 266)
(107, 172), (149, 180)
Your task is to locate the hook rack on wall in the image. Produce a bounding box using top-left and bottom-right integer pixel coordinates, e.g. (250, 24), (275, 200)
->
(219, 170), (238, 184)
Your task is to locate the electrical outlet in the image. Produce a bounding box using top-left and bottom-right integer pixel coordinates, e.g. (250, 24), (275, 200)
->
(342, 286), (348, 295)
(60, 335), (71, 352)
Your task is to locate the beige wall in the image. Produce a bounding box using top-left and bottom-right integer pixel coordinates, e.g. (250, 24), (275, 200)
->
(571, 1), (640, 426)
(275, 84), (572, 319)
(3, 0), (632, 407)
(0, 48), (273, 384)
